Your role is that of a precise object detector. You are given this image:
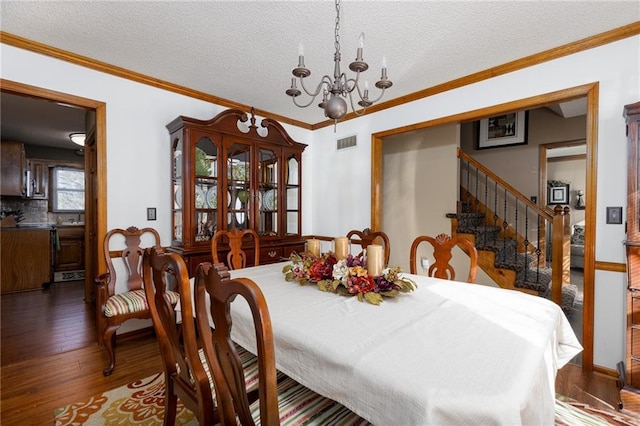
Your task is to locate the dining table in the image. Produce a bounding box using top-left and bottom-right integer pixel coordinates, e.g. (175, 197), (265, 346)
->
(182, 261), (582, 425)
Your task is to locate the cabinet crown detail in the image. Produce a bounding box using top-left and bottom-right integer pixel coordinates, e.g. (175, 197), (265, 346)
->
(167, 108), (307, 274)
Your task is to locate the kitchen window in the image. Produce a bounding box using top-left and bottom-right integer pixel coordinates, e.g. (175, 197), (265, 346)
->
(51, 167), (84, 212)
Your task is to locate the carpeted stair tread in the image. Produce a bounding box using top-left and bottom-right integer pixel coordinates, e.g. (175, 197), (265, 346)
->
(455, 210), (576, 314)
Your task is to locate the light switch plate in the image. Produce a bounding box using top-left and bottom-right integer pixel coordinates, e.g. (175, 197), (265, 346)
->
(606, 206), (622, 224)
(147, 207), (157, 221)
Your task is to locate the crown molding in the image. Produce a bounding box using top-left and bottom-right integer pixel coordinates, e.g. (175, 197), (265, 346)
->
(2, 21), (639, 131)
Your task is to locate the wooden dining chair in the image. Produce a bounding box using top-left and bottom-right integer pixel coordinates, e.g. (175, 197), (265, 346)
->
(212, 228), (259, 270)
(95, 226), (180, 376)
(409, 233), (479, 283)
(347, 228), (391, 265)
(142, 247), (262, 425)
(194, 263), (370, 426)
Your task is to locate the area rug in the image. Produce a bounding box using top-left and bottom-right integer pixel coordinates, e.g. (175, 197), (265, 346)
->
(55, 372), (640, 425)
(53, 372), (197, 425)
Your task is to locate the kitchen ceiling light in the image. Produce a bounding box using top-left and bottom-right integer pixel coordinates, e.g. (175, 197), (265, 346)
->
(69, 133), (86, 146)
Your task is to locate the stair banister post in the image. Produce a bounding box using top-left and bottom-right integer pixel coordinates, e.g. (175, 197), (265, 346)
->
(551, 205), (564, 306)
(563, 206), (571, 286)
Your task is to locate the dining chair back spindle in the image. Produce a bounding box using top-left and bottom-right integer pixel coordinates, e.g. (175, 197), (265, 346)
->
(212, 228), (260, 270)
(143, 247), (261, 425)
(143, 246), (215, 425)
(346, 228), (391, 265)
(194, 263), (370, 426)
(409, 233), (479, 283)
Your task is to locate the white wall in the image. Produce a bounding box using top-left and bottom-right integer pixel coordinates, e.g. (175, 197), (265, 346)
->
(2, 34), (638, 369)
(0, 44), (314, 245)
(308, 36), (639, 369)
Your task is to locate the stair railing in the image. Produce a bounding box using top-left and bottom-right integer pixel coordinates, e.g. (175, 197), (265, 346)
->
(457, 148), (570, 306)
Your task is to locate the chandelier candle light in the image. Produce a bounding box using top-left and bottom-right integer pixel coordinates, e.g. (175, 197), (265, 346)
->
(285, 0), (392, 127)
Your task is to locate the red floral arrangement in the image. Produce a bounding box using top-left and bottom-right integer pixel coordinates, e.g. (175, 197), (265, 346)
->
(283, 251), (416, 305)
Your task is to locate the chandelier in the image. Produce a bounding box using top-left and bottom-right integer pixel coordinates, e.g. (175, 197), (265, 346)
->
(285, 0), (392, 125)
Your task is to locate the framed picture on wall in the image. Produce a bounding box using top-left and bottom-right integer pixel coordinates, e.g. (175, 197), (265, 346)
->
(477, 111), (529, 149)
(548, 184), (570, 205)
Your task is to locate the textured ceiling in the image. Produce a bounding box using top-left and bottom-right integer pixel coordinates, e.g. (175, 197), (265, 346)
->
(0, 1), (638, 148)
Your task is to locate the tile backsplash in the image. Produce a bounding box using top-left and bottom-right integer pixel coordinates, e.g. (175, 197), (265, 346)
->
(0, 198), (83, 224)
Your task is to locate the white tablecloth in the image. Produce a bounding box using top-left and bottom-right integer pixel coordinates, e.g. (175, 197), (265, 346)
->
(188, 261), (582, 425)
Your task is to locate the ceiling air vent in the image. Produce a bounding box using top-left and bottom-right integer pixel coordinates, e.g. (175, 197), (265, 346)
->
(337, 135), (357, 150)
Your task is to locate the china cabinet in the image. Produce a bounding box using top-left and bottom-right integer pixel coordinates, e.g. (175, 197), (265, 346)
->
(624, 101), (640, 390)
(166, 109), (306, 273)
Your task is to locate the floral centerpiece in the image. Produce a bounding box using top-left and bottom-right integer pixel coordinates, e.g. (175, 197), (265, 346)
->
(282, 251), (416, 305)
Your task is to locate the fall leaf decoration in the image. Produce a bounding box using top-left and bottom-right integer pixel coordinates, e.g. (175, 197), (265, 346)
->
(282, 251), (416, 305)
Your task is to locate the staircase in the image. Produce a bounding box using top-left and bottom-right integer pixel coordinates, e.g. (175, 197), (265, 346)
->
(455, 149), (578, 316)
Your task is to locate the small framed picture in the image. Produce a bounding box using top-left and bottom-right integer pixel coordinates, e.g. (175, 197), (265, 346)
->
(477, 111), (529, 150)
(548, 184), (570, 205)
(147, 207), (157, 221)
(606, 206), (623, 225)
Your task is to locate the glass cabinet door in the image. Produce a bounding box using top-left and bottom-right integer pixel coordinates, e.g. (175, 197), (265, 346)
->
(194, 137), (219, 242)
(227, 141), (251, 230)
(172, 136), (183, 242)
(258, 147), (278, 236)
(284, 155), (301, 236)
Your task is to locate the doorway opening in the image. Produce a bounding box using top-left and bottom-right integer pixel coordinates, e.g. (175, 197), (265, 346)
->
(0, 78), (107, 343)
(372, 83), (598, 370)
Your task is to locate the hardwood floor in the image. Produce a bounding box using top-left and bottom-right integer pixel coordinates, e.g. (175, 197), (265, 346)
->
(0, 281), (162, 425)
(0, 280), (638, 425)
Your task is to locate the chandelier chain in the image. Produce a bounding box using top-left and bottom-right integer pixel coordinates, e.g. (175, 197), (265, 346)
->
(334, 0), (341, 53)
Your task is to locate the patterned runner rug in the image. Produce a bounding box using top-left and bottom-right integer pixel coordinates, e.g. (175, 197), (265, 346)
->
(54, 372), (640, 425)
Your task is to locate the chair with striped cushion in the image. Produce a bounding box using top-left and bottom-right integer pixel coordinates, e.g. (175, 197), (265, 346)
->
(194, 262), (371, 425)
(95, 226), (180, 376)
(143, 247), (262, 425)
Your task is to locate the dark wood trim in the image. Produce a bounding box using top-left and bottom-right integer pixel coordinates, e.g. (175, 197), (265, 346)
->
(595, 261), (627, 273)
(371, 82), (599, 371)
(0, 31), (311, 131)
(313, 22), (640, 130)
(2, 22), (638, 131)
(547, 154), (587, 163)
(0, 78), (107, 332)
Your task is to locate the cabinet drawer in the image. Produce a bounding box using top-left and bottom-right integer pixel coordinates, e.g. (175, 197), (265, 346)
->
(187, 253), (214, 273)
(260, 247), (283, 264)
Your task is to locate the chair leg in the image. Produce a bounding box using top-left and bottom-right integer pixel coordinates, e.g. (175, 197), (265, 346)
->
(102, 324), (120, 376)
(164, 378), (178, 426)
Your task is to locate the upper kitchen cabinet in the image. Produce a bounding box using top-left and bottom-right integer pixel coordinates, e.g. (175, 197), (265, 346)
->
(1, 142), (26, 196)
(166, 109), (307, 273)
(27, 159), (48, 199)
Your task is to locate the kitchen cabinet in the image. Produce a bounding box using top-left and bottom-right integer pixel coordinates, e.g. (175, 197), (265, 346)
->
(54, 225), (85, 272)
(625, 101), (640, 390)
(1, 141), (26, 196)
(28, 159), (48, 199)
(166, 108), (307, 273)
(1, 227), (51, 293)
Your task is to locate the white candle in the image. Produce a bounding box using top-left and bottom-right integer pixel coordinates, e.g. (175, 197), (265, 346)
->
(307, 238), (321, 257)
(333, 237), (349, 260)
(367, 244), (383, 277)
